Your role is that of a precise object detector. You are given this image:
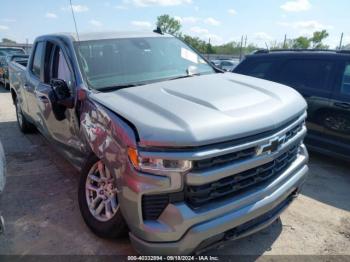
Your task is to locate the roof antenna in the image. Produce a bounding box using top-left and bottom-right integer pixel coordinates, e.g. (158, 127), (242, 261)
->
(153, 26), (163, 35)
(69, 0), (80, 42)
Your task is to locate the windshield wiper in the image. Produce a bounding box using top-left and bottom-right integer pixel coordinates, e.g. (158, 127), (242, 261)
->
(166, 73), (203, 82)
(97, 83), (144, 92)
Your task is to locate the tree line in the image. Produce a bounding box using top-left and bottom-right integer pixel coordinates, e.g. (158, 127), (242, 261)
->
(156, 14), (339, 55)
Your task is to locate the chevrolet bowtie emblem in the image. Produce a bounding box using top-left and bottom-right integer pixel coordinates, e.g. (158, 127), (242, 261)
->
(256, 136), (286, 156)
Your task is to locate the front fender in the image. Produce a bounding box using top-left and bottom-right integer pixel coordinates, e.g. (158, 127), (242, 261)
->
(80, 99), (138, 188)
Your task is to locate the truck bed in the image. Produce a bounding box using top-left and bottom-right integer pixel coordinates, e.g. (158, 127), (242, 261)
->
(8, 60), (26, 92)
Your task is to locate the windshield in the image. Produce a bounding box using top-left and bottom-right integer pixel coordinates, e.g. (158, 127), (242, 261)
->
(75, 37), (215, 90)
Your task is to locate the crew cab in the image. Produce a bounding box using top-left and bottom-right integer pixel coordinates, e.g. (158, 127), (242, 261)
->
(9, 32), (308, 255)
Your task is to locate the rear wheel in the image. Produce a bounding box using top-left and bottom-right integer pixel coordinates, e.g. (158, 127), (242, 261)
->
(15, 97), (35, 133)
(78, 156), (128, 238)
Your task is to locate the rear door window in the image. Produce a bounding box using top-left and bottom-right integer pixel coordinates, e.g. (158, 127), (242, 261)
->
(31, 42), (45, 79)
(278, 59), (334, 92)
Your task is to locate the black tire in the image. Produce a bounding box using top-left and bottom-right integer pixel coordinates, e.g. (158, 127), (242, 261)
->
(15, 97), (35, 133)
(78, 155), (128, 238)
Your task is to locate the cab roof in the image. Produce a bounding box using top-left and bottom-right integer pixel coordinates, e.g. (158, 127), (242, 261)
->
(37, 31), (172, 43)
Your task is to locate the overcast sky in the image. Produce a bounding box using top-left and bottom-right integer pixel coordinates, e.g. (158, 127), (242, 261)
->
(0, 0), (349, 48)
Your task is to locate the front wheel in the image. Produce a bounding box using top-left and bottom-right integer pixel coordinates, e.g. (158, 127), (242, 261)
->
(78, 156), (128, 238)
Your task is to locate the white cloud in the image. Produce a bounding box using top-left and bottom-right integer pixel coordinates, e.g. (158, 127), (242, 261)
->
(64, 5), (89, 12)
(278, 20), (333, 34)
(228, 9), (237, 15)
(190, 26), (209, 34)
(0, 25), (9, 30)
(188, 27), (223, 44)
(254, 32), (273, 41)
(204, 17), (221, 26)
(45, 12), (58, 19)
(132, 0), (192, 7)
(115, 5), (128, 9)
(281, 0), (311, 12)
(131, 20), (152, 28)
(174, 16), (199, 24)
(89, 19), (103, 27)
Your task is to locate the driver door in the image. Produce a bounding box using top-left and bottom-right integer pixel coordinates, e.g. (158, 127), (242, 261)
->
(35, 41), (83, 159)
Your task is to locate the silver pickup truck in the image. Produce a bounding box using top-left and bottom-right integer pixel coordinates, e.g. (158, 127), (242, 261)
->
(8, 31), (308, 255)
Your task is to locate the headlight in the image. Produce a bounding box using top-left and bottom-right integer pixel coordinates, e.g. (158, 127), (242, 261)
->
(128, 148), (192, 174)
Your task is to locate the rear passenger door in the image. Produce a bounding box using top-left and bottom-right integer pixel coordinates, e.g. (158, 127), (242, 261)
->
(276, 58), (336, 140)
(324, 60), (350, 157)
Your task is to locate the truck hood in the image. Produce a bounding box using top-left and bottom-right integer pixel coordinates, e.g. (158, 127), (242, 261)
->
(90, 73), (307, 147)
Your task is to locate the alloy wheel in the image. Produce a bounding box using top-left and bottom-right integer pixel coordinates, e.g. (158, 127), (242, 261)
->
(85, 161), (119, 222)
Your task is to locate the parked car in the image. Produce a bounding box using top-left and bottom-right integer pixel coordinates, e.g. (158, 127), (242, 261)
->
(9, 32), (308, 255)
(0, 47), (25, 57)
(211, 59), (239, 71)
(0, 54), (29, 89)
(0, 140), (5, 234)
(233, 49), (350, 161)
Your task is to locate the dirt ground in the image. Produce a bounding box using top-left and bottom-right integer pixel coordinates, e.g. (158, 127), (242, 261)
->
(0, 85), (349, 257)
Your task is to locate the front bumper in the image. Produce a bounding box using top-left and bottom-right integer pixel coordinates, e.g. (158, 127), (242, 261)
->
(129, 156), (308, 255)
(123, 144), (308, 255)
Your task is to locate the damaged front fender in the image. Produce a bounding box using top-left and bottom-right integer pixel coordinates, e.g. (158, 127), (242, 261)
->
(80, 99), (138, 186)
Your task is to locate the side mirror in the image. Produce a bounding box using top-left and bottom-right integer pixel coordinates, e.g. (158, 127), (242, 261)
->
(51, 79), (70, 99)
(50, 79), (74, 109)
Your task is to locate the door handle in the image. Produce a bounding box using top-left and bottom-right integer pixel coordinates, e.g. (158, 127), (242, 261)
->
(36, 94), (49, 103)
(334, 102), (350, 109)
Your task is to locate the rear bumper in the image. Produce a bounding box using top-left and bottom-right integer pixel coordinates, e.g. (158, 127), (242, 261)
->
(129, 147), (308, 255)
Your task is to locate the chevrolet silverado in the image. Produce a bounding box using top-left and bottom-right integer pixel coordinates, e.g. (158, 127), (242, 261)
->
(8, 31), (308, 255)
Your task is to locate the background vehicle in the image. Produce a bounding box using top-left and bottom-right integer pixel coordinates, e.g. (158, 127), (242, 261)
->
(0, 47), (26, 89)
(234, 49), (350, 161)
(9, 32), (308, 255)
(0, 54), (29, 89)
(0, 140), (6, 234)
(211, 59), (239, 71)
(0, 47), (25, 57)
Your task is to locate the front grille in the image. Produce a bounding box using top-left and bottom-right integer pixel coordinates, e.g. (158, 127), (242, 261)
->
(185, 145), (299, 208)
(192, 121), (303, 171)
(141, 120), (304, 220)
(193, 147), (256, 170)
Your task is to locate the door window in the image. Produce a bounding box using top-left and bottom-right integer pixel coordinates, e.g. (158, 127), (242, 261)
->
(278, 59), (333, 91)
(340, 63), (350, 95)
(243, 60), (274, 79)
(31, 42), (45, 79)
(51, 47), (73, 89)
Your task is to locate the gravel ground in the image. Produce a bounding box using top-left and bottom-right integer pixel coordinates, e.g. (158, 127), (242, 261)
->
(0, 85), (349, 257)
